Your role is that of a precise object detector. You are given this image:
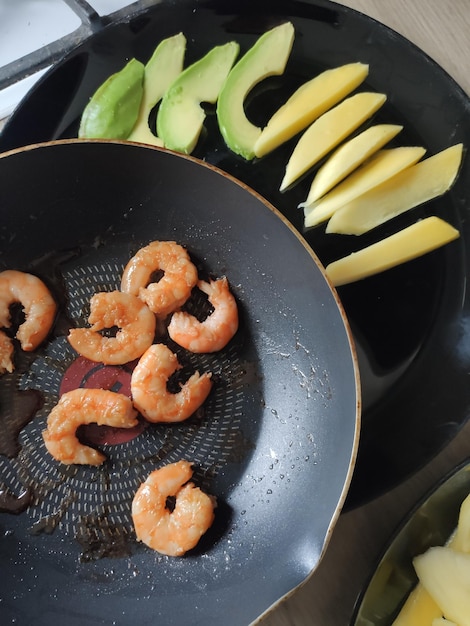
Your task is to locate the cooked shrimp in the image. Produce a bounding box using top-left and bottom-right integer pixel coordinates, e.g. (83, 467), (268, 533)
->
(68, 290), (156, 365)
(42, 388), (138, 465)
(121, 241), (198, 318)
(0, 330), (14, 375)
(167, 277), (238, 353)
(132, 460), (216, 556)
(131, 343), (212, 422)
(0, 269), (56, 352)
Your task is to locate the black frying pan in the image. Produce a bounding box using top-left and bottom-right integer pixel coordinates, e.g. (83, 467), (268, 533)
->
(2, 0), (470, 509)
(0, 140), (359, 625)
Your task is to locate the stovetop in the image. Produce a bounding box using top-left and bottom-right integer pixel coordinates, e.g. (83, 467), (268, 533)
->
(0, 0), (159, 120)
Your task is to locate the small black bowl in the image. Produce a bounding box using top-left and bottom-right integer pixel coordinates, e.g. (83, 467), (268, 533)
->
(351, 459), (470, 625)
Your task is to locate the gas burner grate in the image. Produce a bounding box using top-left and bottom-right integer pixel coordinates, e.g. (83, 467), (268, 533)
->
(0, 0), (159, 118)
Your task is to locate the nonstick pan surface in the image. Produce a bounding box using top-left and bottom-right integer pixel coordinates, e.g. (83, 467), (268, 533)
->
(2, 0), (469, 509)
(0, 140), (359, 625)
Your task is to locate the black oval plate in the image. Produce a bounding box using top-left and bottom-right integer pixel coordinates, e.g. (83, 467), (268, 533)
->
(1, 0), (470, 507)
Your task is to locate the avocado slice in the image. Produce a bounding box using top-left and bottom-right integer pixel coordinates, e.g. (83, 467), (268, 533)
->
(79, 58), (144, 139)
(128, 33), (186, 146)
(217, 22), (295, 160)
(156, 41), (239, 154)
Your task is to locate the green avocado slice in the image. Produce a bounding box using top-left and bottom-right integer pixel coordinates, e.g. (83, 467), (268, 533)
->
(217, 22), (295, 160)
(128, 33), (187, 146)
(79, 58), (144, 139)
(157, 41), (239, 154)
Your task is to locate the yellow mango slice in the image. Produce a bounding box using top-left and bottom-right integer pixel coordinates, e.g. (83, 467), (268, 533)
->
(414, 547), (470, 626)
(325, 217), (459, 287)
(432, 619), (457, 626)
(304, 123), (403, 204)
(393, 493), (470, 625)
(453, 493), (470, 553)
(253, 62), (369, 158)
(280, 91), (386, 190)
(326, 144), (463, 235)
(303, 146), (426, 228)
(392, 584), (443, 626)
(128, 33), (186, 146)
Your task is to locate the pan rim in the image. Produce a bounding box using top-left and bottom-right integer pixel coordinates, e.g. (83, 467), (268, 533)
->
(0, 137), (361, 623)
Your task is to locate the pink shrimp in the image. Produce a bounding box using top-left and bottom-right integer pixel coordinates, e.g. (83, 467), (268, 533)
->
(131, 343), (212, 422)
(121, 240), (198, 318)
(131, 460), (216, 556)
(0, 330), (14, 375)
(42, 388), (138, 465)
(67, 290), (156, 365)
(0, 269), (56, 354)
(167, 277), (238, 353)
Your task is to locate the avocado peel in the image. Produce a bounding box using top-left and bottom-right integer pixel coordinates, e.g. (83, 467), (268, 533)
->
(79, 58), (144, 140)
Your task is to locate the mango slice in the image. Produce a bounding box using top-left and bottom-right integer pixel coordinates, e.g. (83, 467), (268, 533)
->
(414, 547), (470, 626)
(128, 33), (186, 146)
(453, 492), (470, 553)
(393, 493), (470, 625)
(253, 62), (369, 158)
(326, 144), (463, 235)
(325, 217), (459, 287)
(79, 58), (144, 139)
(157, 41), (239, 154)
(303, 123), (403, 204)
(280, 91), (386, 190)
(391, 584), (443, 626)
(217, 22), (295, 160)
(303, 146), (426, 228)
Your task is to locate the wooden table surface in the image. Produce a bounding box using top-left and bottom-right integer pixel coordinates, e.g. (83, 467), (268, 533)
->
(260, 2), (470, 624)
